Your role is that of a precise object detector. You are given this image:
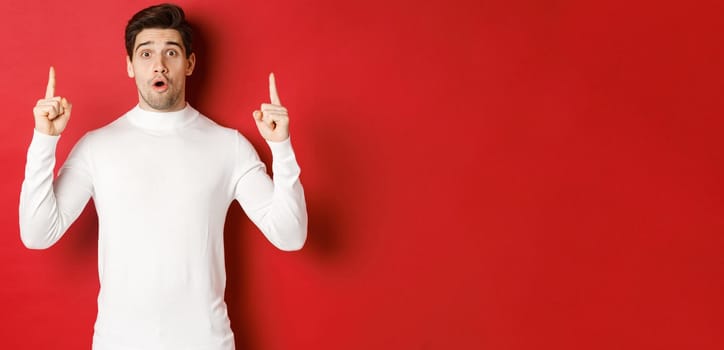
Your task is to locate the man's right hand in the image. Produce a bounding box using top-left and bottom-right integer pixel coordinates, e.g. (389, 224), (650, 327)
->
(33, 66), (71, 136)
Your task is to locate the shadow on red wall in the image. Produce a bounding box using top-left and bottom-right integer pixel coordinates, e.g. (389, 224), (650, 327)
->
(186, 20), (355, 347)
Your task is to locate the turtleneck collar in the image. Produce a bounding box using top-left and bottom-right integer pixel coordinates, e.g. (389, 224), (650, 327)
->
(126, 103), (199, 131)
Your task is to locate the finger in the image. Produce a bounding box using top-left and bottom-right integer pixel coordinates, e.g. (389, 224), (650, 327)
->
(45, 66), (56, 99)
(46, 105), (59, 120)
(38, 100), (62, 116)
(53, 100), (64, 116)
(262, 113), (276, 128)
(271, 115), (289, 128)
(269, 72), (281, 105)
(260, 110), (288, 118)
(33, 105), (51, 118)
(253, 110), (263, 122)
(263, 111), (289, 122)
(260, 103), (287, 113)
(61, 98), (72, 117)
(36, 97), (62, 107)
(36, 99), (60, 107)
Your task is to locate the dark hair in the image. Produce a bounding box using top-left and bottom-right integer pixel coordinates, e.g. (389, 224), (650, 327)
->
(125, 3), (193, 60)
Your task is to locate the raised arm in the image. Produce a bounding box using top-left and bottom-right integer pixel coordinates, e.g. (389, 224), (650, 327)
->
(19, 67), (93, 249)
(236, 73), (307, 251)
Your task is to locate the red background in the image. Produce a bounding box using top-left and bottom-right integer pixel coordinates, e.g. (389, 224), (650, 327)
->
(1, 0), (724, 349)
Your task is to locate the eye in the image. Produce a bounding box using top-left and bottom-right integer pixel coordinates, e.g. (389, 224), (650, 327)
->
(167, 49), (178, 57)
(139, 51), (151, 58)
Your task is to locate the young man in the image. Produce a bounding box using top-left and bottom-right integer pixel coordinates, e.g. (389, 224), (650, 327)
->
(19, 4), (307, 349)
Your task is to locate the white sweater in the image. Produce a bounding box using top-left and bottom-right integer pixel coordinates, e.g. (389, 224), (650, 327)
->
(19, 104), (307, 350)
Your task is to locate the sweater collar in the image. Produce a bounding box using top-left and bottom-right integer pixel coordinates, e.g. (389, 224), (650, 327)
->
(127, 103), (199, 131)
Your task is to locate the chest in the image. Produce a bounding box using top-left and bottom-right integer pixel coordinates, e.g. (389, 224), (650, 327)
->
(90, 134), (234, 208)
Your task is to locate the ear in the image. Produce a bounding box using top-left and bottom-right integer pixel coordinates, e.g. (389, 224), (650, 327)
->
(126, 56), (135, 78)
(186, 52), (196, 76)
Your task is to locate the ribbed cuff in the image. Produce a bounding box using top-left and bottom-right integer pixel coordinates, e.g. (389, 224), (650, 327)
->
(29, 129), (60, 155)
(266, 137), (295, 160)
(267, 137), (301, 179)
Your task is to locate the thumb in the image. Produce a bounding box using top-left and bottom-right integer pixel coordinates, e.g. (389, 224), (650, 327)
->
(62, 98), (72, 113)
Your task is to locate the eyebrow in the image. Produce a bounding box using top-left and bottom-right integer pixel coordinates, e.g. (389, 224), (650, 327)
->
(134, 40), (184, 53)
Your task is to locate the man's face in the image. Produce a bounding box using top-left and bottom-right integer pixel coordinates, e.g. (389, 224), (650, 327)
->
(126, 28), (195, 112)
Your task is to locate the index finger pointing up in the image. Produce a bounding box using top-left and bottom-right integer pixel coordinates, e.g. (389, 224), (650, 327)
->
(45, 66), (55, 99)
(269, 72), (281, 105)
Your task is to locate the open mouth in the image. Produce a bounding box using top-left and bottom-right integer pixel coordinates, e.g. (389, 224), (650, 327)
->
(152, 79), (168, 92)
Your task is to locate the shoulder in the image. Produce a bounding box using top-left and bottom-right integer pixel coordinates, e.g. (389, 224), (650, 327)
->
(191, 112), (262, 168)
(70, 108), (138, 152)
(78, 115), (125, 144)
(193, 109), (256, 148)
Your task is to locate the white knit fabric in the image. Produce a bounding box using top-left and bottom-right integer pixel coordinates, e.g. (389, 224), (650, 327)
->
(19, 104), (307, 350)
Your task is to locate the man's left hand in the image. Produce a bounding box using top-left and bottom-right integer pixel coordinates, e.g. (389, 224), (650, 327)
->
(253, 73), (290, 142)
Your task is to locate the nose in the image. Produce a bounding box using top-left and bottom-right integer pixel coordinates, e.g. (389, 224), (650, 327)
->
(152, 56), (168, 74)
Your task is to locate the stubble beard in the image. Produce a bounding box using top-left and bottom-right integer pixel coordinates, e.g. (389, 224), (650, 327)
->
(139, 85), (181, 111)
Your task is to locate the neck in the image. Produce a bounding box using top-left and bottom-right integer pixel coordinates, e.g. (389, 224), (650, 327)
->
(127, 103), (199, 131)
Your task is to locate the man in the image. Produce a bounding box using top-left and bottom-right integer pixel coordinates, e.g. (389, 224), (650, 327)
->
(19, 3), (307, 349)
